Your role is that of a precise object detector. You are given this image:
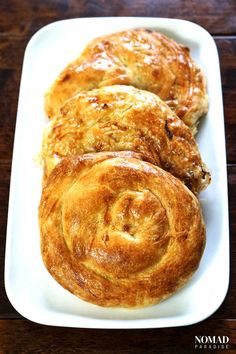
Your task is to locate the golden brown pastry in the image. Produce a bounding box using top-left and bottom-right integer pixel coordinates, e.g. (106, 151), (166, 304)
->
(45, 28), (208, 133)
(39, 151), (206, 308)
(42, 85), (210, 194)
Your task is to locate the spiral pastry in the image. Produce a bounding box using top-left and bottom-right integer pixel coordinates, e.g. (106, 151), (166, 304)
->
(39, 151), (205, 308)
(45, 29), (208, 133)
(42, 85), (210, 194)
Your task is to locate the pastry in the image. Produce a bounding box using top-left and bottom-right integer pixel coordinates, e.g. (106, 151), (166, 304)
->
(39, 151), (206, 308)
(45, 29), (208, 133)
(42, 85), (210, 194)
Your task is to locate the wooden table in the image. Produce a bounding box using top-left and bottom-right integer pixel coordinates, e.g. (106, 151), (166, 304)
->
(0, 1), (235, 352)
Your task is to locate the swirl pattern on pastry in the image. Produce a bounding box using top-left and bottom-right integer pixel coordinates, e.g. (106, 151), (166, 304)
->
(42, 85), (210, 194)
(39, 151), (206, 308)
(45, 29), (208, 133)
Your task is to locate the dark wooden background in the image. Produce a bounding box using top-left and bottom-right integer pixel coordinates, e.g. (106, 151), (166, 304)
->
(0, 0), (235, 353)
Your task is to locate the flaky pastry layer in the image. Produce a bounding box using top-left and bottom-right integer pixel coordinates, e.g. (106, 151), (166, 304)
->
(45, 29), (208, 133)
(42, 85), (210, 194)
(39, 151), (206, 308)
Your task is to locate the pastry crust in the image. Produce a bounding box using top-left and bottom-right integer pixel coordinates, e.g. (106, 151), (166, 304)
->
(42, 85), (210, 194)
(39, 151), (206, 308)
(45, 29), (208, 133)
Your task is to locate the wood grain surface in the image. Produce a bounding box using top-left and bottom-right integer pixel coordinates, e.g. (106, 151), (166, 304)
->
(0, 319), (235, 354)
(0, 0), (235, 353)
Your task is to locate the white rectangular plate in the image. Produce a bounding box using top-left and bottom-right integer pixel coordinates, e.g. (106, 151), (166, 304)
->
(5, 17), (229, 328)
